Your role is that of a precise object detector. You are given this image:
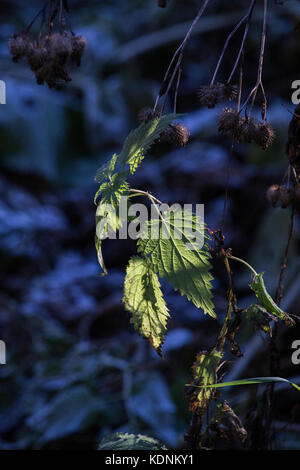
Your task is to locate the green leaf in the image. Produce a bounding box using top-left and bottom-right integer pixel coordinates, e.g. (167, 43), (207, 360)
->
(94, 173), (129, 206)
(250, 273), (295, 326)
(95, 153), (119, 184)
(95, 174), (130, 274)
(137, 206), (215, 317)
(246, 303), (276, 336)
(192, 376), (300, 392)
(186, 350), (223, 412)
(95, 236), (107, 275)
(98, 433), (168, 450)
(123, 256), (169, 354)
(119, 114), (178, 174)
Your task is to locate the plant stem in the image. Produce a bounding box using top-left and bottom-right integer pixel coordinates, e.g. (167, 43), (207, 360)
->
(210, 0), (256, 85)
(227, 254), (258, 276)
(129, 188), (163, 206)
(154, 0), (211, 113)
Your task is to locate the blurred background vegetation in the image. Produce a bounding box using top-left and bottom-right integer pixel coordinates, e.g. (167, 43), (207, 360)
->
(0, 0), (300, 450)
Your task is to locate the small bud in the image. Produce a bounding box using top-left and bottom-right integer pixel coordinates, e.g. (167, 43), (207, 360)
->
(266, 184), (280, 207)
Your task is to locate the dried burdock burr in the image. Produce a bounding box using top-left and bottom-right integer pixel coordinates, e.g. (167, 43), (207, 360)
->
(279, 185), (294, 209)
(218, 107), (242, 140)
(27, 44), (48, 72)
(8, 1), (86, 89)
(222, 83), (238, 102)
(239, 118), (258, 144)
(9, 34), (31, 62)
(198, 83), (237, 108)
(254, 122), (275, 150)
(198, 84), (222, 108)
(161, 123), (190, 146)
(49, 33), (72, 65)
(266, 184), (280, 207)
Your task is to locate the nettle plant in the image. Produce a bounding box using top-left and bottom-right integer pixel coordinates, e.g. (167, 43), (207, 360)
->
(9, 0), (300, 451)
(94, 0), (300, 450)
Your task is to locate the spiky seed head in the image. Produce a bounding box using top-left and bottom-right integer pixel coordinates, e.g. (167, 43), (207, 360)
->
(279, 185), (294, 208)
(254, 122), (275, 150)
(239, 118), (258, 143)
(162, 123), (190, 146)
(198, 84), (222, 108)
(266, 184), (280, 207)
(218, 107), (242, 140)
(222, 84), (238, 102)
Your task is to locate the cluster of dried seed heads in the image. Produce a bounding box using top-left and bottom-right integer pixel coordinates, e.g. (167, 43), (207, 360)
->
(266, 183), (300, 209)
(198, 83), (237, 108)
(9, 32), (86, 88)
(138, 108), (190, 147)
(218, 108), (274, 150)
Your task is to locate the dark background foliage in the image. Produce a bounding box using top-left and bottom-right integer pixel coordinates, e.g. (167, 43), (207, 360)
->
(0, 0), (299, 449)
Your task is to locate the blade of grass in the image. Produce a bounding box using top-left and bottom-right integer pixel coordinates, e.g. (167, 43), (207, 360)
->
(186, 376), (300, 392)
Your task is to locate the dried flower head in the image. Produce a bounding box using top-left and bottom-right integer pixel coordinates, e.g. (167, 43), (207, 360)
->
(266, 184), (280, 207)
(9, 34), (31, 62)
(198, 83), (237, 108)
(239, 118), (258, 144)
(218, 107), (242, 140)
(27, 45), (48, 71)
(49, 33), (72, 65)
(162, 123), (190, 146)
(222, 84), (238, 102)
(198, 84), (222, 108)
(138, 108), (160, 124)
(254, 122), (275, 150)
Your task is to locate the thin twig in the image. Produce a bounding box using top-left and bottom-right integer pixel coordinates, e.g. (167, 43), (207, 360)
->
(275, 205), (296, 306)
(173, 66), (182, 113)
(129, 188), (163, 205)
(154, 0), (211, 113)
(226, 1), (255, 84)
(211, 0), (256, 85)
(241, 0), (268, 116)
